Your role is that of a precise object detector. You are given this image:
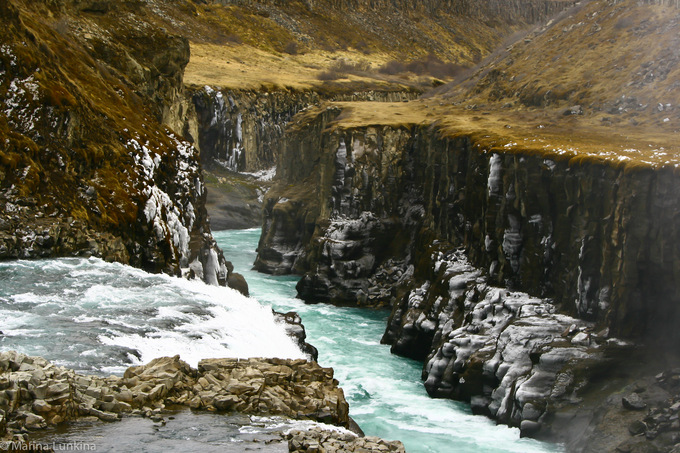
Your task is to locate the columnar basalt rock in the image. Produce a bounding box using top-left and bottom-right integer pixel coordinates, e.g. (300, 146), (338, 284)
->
(254, 107), (343, 275)
(190, 88), (321, 173)
(189, 87), (419, 174)
(256, 106), (680, 439)
(259, 107), (680, 341)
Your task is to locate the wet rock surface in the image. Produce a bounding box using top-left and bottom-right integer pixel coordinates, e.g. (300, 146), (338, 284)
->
(256, 106), (680, 446)
(0, 351), (352, 445)
(274, 311), (319, 362)
(613, 371), (680, 453)
(264, 115), (680, 340)
(386, 243), (637, 439)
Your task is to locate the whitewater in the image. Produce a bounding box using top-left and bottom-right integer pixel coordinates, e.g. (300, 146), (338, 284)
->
(0, 228), (560, 453)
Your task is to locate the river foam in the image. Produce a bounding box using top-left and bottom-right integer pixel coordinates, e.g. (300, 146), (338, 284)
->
(215, 229), (561, 453)
(0, 256), (305, 374)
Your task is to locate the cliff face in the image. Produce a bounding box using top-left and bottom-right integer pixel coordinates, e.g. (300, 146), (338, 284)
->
(188, 88), (419, 173)
(189, 88), (319, 173)
(255, 105), (680, 437)
(0, 0), (231, 285)
(259, 108), (680, 338)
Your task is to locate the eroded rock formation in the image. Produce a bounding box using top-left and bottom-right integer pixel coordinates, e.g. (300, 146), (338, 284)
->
(255, 105), (680, 442)
(0, 351), (409, 453)
(0, 351), (348, 440)
(0, 0), (232, 286)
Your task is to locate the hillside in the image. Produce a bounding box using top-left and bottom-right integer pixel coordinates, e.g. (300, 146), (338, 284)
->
(161, 0), (575, 91)
(0, 0), (232, 283)
(428, 0), (680, 165)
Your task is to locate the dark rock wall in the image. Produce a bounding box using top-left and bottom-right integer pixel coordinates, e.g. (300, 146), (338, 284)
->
(190, 88), (320, 172)
(256, 107), (680, 434)
(254, 107), (343, 274)
(261, 112), (680, 341)
(189, 88), (419, 173)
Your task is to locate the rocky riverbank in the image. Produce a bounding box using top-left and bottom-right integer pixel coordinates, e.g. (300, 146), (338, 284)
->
(253, 100), (680, 448)
(0, 351), (404, 452)
(286, 428), (405, 453)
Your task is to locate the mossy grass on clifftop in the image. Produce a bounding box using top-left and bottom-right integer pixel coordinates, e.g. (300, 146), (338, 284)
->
(318, 101), (680, 170)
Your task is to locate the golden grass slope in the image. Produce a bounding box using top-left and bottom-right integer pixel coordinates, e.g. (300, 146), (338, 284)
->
(298, 0), (680, 169)
(444, 0), (680, 128)
(158, 0), (542, 92)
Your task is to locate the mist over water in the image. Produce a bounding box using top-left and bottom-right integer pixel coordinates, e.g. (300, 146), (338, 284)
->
(0, 229), (560, 452)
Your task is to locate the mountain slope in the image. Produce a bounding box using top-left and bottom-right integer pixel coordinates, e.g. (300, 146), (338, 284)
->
(437, 0), (680, 138)
(0, 0), (230, 283)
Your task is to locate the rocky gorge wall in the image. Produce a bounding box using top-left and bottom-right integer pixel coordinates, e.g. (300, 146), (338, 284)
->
(187, 87), (418, 173)
(0, 0), (238, 287)
(255, 106), (680, 440)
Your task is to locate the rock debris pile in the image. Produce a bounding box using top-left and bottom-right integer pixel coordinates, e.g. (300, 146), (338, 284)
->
(0, 351), (399, 451)
(286, 427), (405, 452)
(617, 370), (680, 452)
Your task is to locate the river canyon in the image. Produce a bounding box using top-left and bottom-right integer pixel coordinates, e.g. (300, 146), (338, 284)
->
(2, 0), (680, 452)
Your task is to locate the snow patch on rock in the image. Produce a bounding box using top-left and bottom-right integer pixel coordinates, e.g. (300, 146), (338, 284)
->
(127, 131), (203, 268)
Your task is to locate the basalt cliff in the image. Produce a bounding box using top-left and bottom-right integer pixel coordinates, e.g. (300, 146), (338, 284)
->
(253, 0), (680, 450)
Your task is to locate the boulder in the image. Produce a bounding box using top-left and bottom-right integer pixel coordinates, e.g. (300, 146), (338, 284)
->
(227, 272), (249, 296)
(213, 395), (240, 411)
(89, 408), (120, 422)
(623, 393), (647, 411)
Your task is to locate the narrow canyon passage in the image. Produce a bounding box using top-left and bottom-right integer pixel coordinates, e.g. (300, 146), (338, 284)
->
(215, 229), (559, 453)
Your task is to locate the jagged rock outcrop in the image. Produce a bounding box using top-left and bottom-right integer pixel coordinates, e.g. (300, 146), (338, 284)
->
(189, 87), (320, 173)
(255, 104), (680, 441)
(0, 0), (232, 285)
(0, 351), (349, 441)
(275, 311), (320, 362)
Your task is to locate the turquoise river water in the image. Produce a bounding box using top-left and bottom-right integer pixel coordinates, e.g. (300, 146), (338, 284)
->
(0, 228), (560, 452)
